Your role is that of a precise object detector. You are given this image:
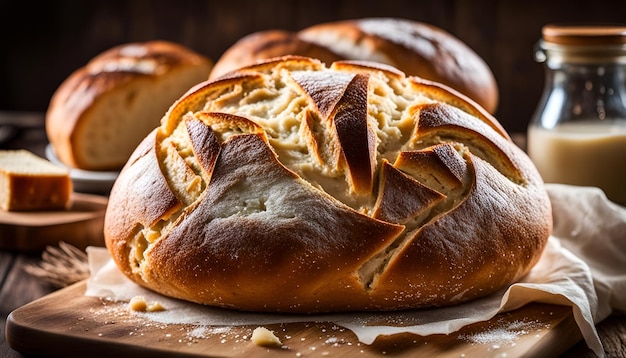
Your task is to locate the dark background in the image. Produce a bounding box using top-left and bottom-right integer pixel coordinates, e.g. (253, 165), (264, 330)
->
(1, 0), (626, 133)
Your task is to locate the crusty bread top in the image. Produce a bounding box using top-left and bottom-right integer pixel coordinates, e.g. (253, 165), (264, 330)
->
(105, 56), (550, 313)
(210, 18), (498, 114)
(45, 41), (213, 171)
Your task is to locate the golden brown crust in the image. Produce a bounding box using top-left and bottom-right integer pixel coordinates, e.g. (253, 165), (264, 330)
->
(46, 41), (213, 171)
(4, 175), (72, 211)
(209, 18), (498, 113)
(105, 56), (551, 313)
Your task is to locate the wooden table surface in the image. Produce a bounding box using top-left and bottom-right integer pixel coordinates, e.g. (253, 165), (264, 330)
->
(1, 113), (625, 357)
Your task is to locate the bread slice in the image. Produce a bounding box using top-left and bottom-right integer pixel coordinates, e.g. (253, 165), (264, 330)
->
(0, 150), (72, 211)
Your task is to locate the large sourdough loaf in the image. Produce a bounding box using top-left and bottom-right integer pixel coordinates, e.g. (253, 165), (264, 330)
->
(105, 56), (551, 313)
(46, 41), (213, 171)
(209, 18), (499, 114)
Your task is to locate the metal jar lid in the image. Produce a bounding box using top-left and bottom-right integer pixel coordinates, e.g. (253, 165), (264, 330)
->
(535, 24), (626, 64)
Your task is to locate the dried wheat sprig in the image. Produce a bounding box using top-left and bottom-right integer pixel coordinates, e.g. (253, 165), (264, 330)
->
(23, 241), (90, 288)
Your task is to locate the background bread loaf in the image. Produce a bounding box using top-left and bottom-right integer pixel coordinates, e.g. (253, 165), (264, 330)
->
(105, 56), (551, 313)
(46, 41), (213, 171)
(209, 18), (499, 114)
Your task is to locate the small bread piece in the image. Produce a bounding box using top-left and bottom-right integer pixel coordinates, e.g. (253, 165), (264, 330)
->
(210, 18), (498, 113)
(105, 57), (551, 313)
(46, 41), (213, 171)
(251, 327), (282, 347)
(0, 150), (72, 211)
(128, 296), (165, 312)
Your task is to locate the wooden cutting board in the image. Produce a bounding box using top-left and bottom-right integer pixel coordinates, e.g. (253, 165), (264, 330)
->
(6, 281), (585, 357)
(0, 193), (107, 252)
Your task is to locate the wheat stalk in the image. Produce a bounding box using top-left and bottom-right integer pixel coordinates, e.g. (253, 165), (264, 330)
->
(23, 241), (90, 288)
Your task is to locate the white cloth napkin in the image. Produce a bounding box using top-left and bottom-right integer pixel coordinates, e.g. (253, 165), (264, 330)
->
(86, 184), (626, 357)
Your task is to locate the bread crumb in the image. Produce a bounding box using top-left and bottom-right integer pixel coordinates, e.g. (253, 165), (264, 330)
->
(128, 296), (165, 312)
(147, 301), (166, 312)
(251, 327), (282, 347)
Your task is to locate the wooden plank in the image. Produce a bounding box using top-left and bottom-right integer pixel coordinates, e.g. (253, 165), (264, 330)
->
(6, 281), (585, 357)
(0, 251), (13, 282)
(1, 253), (55, 358)
(1, 255), (56, 313)
(0, 251), (15, 358)
(0, 251), (16, 357)
(564, 315), (626, 357)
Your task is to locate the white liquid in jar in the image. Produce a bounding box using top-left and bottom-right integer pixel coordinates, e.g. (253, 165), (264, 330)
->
(528, 121), (626, 206)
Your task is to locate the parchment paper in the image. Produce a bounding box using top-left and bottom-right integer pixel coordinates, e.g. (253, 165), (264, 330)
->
(86, 184), (626, 357)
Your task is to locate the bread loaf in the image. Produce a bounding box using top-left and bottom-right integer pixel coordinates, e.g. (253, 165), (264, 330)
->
(0, 150), (72, 211)
(209, 18), (498, 113)
(46, 41), (213, 171)
(105, 56), (551, 313)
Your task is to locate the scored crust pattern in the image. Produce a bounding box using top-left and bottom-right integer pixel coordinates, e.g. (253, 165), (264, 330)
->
(104, 56), (552, 313)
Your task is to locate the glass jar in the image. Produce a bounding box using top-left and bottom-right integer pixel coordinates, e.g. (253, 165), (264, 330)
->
(528, 24), (626, 206)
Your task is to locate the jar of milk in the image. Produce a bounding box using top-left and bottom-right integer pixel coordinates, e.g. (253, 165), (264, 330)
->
(528, 24), (626, 206)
